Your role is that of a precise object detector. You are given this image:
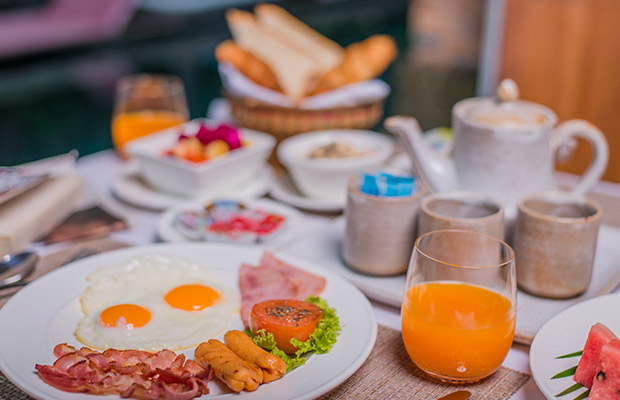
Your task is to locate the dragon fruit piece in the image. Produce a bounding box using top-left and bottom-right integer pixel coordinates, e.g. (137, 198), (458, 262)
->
(214, 124), (242, 150)
(195, 123), (216, 145)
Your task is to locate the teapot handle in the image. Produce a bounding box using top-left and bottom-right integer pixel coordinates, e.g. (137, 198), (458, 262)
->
(550, 120), (609, 195)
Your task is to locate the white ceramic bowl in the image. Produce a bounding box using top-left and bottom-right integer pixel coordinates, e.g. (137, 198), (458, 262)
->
(277, 129), (395, 202)
(126, 119), (276, 197)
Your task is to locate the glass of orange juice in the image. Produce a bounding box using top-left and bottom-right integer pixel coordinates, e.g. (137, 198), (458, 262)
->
(401, 229), (516, 383)
(112, 74), (189, 159)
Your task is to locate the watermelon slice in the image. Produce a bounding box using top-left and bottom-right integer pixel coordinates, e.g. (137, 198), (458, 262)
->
(589, 339), (620, 399)
(575, 323), (619, 388)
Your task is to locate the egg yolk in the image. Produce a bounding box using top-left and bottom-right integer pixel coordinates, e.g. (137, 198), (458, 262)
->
(100, 304), (151, 329)
(165, 284), (220, 311)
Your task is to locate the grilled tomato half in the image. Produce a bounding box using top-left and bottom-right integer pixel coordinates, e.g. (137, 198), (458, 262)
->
(249, 299), (322, 354)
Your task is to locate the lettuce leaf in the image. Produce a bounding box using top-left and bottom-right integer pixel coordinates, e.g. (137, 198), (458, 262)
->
(251, 330), (307, 371)
(250, 296), (341, 372)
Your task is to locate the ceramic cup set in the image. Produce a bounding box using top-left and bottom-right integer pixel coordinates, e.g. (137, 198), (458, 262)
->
(344, 79), (609, 299)
(343, 186), (507, 276)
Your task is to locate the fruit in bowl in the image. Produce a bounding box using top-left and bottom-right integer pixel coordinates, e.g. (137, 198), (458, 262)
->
(166, 122), (243, 163)
(126, 119), (275, 197)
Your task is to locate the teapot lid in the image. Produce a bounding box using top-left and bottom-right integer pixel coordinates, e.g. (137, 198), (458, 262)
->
(455, 79), (554, 128)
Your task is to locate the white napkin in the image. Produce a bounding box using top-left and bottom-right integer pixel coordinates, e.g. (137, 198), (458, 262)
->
(218, 62), (390, 110)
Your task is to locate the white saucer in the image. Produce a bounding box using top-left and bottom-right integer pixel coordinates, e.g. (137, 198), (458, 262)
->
(113, 165), (275, 211)
(157, 197), (305, 250)
(269, 173), (344, 213)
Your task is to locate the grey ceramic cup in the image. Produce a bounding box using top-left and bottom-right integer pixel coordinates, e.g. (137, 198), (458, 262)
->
(417, 191), (505, 241)
(513, 191), (602, 298)
(343, 178), (426, 276)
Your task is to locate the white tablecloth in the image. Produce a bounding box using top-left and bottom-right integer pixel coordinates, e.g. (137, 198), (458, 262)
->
(34, 149), (620, 400)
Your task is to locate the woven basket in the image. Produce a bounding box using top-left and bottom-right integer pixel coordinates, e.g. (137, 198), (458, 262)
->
(227, 94), (386, 142)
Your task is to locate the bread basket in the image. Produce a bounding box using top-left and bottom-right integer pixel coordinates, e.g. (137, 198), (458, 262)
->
(227, 94), (385, 142)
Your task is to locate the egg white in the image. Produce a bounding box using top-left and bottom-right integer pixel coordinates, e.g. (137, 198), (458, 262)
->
(76, 253), (240, 351)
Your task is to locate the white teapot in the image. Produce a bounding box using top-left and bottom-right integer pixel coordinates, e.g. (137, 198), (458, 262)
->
(385, 80), (609, 218)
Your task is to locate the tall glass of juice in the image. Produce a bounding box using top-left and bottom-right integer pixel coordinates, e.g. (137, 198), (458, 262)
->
(112, 74), (189, 159)
(401, 229), (516, 383)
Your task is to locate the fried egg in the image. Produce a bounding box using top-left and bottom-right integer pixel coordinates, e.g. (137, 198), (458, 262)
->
(76, 253), (240, 351)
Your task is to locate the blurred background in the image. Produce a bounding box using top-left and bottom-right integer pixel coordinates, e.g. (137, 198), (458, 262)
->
(0, 0), (618, 182)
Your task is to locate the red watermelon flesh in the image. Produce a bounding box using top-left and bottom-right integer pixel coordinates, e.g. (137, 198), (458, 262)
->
(574, 323), (619, 388)
(589, 339), (620, 400)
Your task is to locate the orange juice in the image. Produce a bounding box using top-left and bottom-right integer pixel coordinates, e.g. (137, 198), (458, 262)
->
(401, 281), (515, 381)
(111, 110), (187, 158)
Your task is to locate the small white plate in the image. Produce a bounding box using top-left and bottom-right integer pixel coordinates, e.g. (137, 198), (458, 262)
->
(269, 173), (344, 213)
(157, 198), (305, 250)
(113, 164), (274, 211)
(530, 293), (620, 400)
(0, 243), (377, 400)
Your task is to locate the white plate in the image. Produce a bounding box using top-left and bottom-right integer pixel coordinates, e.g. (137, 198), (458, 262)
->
(157, 198), (305, 250)
(269, 173), (344, 213)
(530, 293), (620, 400)
(113, 164), (274, 211)
(280, 218), (620, 343)
(0, 243), (376, 400)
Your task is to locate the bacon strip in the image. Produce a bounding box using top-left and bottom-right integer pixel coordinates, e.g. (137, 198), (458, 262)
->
(239, 251), (327, 327)
(36, 344), (212, 400)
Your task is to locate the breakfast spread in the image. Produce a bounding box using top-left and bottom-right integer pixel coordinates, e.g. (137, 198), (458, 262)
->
(216, 3), (397, 100)
(76, 254), (240, 351)
(174, 200), (286, 244)
(35, 343), (211, 399)
(4, 0), (614, 398)
(166, 122), (243, 163)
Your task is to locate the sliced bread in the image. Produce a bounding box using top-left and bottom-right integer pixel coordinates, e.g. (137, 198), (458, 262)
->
(226, 9), (322, 98)
(254, 3), (344, 73)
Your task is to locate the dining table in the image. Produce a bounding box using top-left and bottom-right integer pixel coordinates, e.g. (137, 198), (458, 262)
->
(12, 147), (620, 400)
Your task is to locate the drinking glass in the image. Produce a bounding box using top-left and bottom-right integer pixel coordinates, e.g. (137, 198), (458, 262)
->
(112, 74), (189, 159)
(401, 229), (516, 383)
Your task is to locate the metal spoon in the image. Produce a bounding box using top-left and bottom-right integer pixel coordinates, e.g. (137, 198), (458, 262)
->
(0, 251), (38, 288)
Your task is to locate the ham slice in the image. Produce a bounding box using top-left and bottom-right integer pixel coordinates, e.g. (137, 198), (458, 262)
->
(239, 251), (326, 327)
(36, 344), (212, 399)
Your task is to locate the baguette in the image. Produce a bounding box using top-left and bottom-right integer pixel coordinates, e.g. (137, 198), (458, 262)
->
(307, 34), (398, 96)
(215, 40), (282, 92)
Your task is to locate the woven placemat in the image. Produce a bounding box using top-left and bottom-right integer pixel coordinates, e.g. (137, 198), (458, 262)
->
(317, 325), (530, 400)
(0, 238), (128, 400)
(0, 240), (530, 400)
